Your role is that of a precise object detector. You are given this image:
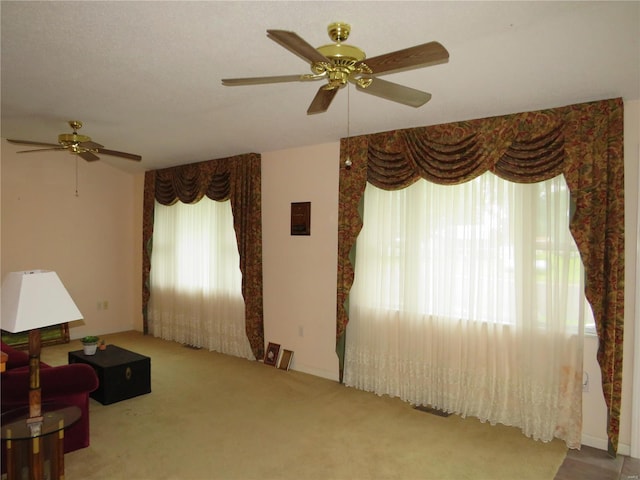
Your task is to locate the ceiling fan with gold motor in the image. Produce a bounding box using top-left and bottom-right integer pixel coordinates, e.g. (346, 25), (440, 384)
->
(222, 22), (449, 114)
(7, 120), (142, 162)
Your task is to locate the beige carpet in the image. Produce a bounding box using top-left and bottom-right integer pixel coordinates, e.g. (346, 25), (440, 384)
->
(40, 331), (567, 480)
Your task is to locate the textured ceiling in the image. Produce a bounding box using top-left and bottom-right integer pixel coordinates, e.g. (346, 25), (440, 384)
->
(1, 1), (638, 173)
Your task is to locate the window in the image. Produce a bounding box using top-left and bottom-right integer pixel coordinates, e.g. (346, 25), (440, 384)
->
(148, 198), (254, 359)
(345, 172), (589, 447)
(350, 172), (592, 329)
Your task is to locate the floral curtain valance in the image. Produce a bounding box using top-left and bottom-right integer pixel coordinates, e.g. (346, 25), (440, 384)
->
(154, 166), (232, 204)
(366, 109), (568, 189)
(143, 153), (264, 360)
(337, 98), (624, 454)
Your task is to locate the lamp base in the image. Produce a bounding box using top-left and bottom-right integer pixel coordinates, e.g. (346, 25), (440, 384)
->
(26, 416), (44, 437)
(28, 329), (43, 420)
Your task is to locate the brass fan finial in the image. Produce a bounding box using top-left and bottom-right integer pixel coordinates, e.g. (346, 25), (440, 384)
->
(327, 22), (350, 43)
(69, 120), (83, 132)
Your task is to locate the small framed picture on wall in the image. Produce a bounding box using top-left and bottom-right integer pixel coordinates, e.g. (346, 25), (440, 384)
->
(291, 202), (311, 236)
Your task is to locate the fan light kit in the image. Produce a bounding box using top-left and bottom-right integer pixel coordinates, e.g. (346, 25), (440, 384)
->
(7, 120), (141, 162)
(222, 22), (449, 114)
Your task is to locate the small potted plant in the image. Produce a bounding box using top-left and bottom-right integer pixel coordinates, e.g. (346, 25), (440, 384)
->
(81, 336), (100, 355)
(98, 339), (107, 351)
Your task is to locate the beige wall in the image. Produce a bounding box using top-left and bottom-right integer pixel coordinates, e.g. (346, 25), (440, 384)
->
(0, 141), (144, 338)
(623, 100), (639, 456)
(1, 99), (637, 453)
(262, 143), (341, 381)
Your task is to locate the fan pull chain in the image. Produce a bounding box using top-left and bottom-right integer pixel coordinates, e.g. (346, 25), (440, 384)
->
(345, 84), (352, 169)
(75, 156), (79, 197)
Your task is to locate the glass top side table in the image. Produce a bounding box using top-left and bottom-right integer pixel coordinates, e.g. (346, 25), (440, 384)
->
(1, 403), (81, 480)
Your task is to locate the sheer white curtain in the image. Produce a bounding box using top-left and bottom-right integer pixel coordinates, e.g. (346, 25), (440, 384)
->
(345, 172), (587, 447)
(148, 198), (255, 360)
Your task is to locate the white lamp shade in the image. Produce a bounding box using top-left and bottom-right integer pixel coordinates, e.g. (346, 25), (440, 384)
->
(1, 270), (83, 333)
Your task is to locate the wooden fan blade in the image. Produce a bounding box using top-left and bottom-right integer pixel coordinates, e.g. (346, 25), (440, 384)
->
(7, 139), (60, 148)
(16, 147), (66, 154)
(79, 151), (100, 162)
(267, 30), (331, 65)
(96, 148), (142, 162)
(222, 74), (320, 86)
(307, 87), (339, 115)
(80, 140), (104, 149)
(357, 41), (449, 76)
(356, 78), (431, 107)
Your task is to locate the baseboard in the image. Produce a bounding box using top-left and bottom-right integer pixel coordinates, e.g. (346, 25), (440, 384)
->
(293, 364), (340, 382)
(581, 433), (631, 456)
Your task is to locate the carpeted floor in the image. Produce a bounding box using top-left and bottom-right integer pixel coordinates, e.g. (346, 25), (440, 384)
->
(41, 331), (567, 480)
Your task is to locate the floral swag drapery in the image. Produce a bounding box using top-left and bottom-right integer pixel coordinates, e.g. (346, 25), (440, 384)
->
(142, 153), (264, 360)
(337, 98), (624, 454)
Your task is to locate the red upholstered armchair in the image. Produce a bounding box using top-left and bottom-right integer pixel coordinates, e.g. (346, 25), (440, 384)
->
(1, 340), (99, 472)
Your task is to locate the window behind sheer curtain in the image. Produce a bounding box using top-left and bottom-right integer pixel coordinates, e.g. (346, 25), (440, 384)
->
(344, 172), (589, 447)
(148, 198), (254, 360)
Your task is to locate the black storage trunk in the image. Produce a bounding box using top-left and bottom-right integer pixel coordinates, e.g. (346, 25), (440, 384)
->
(68, 345), (151, 405)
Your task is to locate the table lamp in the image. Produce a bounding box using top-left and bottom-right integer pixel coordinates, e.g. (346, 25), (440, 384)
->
(1, 270), (83, 433)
